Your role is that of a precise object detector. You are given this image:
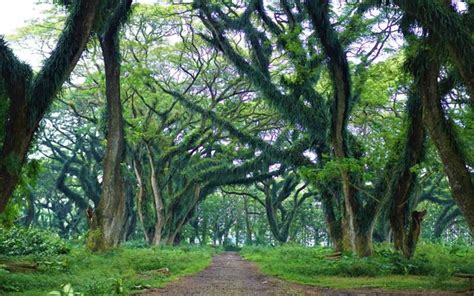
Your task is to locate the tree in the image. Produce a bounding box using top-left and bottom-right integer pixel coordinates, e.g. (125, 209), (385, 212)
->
(0, 0), (101, 212)
(87, 0), (132, 251)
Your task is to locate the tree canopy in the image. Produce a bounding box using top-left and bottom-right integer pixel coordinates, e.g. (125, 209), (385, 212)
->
(0, 0), (472, 260)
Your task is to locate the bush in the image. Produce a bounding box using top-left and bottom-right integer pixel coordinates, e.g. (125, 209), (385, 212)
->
(0, 226), (70, 257)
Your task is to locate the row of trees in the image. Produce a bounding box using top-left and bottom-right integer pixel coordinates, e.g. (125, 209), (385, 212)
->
(0, 0), (472, 257)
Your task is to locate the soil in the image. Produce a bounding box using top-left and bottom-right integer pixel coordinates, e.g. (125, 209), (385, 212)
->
(137, 252), (474, 296)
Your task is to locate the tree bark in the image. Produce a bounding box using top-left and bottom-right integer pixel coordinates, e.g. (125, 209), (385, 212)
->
(417, 52), (474, 235)
(387, 93), (426, 256)
(146, 144), (165, 246)
(320, 192), (344, 252)
(133, 158), (150, 243)
(306, 0), (376, 256)
(87, 1), (131, 251)
(243, 196), (253, 245)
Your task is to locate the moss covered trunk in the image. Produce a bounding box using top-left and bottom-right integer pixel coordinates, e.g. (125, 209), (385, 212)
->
(0, 0), (100, 212)
(387, 93), (426, 257)
(88, 3), (130, 250)
(0, 91), (33, 212)
(418, 53), (474, 236)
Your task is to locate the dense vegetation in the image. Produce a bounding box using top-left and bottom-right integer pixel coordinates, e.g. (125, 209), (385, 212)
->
(0, 227), (216, 295)
(0, 0), (473, 294)
(242, 244), (474, 290)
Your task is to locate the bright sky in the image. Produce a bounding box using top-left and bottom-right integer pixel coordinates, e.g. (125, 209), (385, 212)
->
(0, 0), (52, 36)
(0, 0), (159, 35)
(0, 0), (156, 67)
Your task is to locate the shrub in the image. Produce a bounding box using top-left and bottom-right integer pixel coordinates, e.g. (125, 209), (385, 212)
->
(0, 226), (70, 257)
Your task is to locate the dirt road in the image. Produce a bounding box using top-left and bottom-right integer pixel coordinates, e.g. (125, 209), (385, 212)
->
(138, 251), (297, 295)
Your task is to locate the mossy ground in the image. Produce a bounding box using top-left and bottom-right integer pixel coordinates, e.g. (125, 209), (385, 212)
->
(0, 245), (219, 295)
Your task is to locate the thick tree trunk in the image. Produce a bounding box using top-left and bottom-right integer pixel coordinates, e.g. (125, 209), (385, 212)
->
(164, 184), (202, 246)
(418, 56), (474, 235)
(0, 0), (100, 212)
(265, 198), (288, 244)
(388, 93), (426, 255)
(306, 1), (376, 256)
(405, 210), (427, 259)
(353, 224), (375, 257)
(320, 193), (344, 252)
(87, 5), (130, 250)
(0, 90), (32, 212)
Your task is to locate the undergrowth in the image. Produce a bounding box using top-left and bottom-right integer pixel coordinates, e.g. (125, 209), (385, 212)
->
(241, 243), (474, 291)
(0, 226), (70, 257)
(0, 242), (218, 295)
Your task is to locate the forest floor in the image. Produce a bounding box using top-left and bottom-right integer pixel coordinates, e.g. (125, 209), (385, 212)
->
(137, 252), (473, 296)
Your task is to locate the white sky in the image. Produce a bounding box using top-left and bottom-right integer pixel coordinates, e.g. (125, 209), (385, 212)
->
(0, 0), (52, 36)
(0, 0), (156, 67)
(0, 0), (158, 35)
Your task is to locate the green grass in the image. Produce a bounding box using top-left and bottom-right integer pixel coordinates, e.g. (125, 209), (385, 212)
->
(241, 243), (474, 291)
(0, 245), (219, 295)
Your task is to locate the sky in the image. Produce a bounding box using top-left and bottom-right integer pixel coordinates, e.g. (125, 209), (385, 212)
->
(0, 0), (156, 67)
(0, 1), (52, 36)
(0, 0), (161, 37)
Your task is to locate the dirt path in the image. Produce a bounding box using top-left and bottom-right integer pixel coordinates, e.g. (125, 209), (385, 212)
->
(138, 252), (296, 295)
(138, 252), (471, 296)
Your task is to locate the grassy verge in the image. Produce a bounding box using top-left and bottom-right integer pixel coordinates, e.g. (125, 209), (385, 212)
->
(241, 243), (474, 291)
(0, 245), (219, 295)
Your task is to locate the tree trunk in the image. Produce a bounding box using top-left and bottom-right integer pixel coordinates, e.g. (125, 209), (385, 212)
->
(243, 196), (253, 245)
(24, 192), (36, 227)
(0, 92), (33, 212)
(354, 224), (375, 257)
(388, 93), (426, 256)
(201, 218), (209, 245)
(0, 0), (100, 212)
(404, 210), (427, 258)
(133, 158), (150, 243)
(320, 192), (344, 252)
(146, 145), (165, 246)
(87, 2), (131, 250)
(307, 1), (375, 256)
(164, 184), (202, 246)
(418, 52), (474, 235)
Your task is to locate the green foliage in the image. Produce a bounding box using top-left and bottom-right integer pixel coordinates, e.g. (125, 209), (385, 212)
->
(299, 158), (363, 182)
(48, 283), (82, 296)
(0, 243), (217, 295)
(0, 203), (21, 228)
(241, 244), (474, 290)
(0, 226), (70, 257)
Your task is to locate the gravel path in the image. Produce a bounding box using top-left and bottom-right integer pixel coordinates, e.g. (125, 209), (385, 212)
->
(138, 252), (472, 296)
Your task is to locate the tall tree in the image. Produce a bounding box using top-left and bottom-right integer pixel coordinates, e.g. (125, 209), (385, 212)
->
(87, 0), (132, 251)
(0, 0), (101, 212)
